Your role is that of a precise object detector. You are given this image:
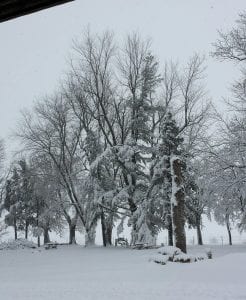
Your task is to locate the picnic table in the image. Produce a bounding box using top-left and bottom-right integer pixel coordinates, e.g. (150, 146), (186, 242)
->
(132, 243), (148, 250)
(115, 238), (129, 247)
(45, 242), (58, 250)
(132, 243), (158, 250)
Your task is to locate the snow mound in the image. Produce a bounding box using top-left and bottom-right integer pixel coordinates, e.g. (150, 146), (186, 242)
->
(153, 246), (207, 265)
(149, 254), (169, 265)
(173, 253), (205, 263)
(0, 238), (37, 250)
(158, 246), (182, 256)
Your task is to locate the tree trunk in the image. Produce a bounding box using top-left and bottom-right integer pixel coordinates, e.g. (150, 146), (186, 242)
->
(196, 216), (203, 245)
(14, 225), (17, 240)
(25, 221), (29, 240)
(101, 211), (107, 247)
(14, 216), (17, 240)
(36, 198), (40, 247)
(167, 219), (173, 246)
(43, 227), (50, 244)
(69, 223), (76, 245)
(226, 217), (232, 245)
(62, 207), (78, 245)
(85, 227), (96, 247)
(106, 224), (112, 246)
(171, 157), (187, 253)
(101, 211), (113, 247)
(130, 224), (138, 246)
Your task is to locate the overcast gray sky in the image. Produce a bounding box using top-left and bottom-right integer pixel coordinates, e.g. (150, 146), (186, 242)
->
(0, 0), (245, 149)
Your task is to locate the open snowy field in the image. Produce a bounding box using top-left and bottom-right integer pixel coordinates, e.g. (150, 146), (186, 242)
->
(0, 244), (246, 300)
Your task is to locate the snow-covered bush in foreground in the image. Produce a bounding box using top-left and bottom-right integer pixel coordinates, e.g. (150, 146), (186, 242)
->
(149, 254), (169, 265)
(158, 245), (182, 256)
(151, 246), (206, 265)
(172, 253), (205, 263)
(0, 238), (37, 250)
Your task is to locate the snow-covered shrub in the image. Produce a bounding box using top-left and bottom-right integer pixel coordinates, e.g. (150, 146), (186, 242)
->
(173, 254), (205, 263)
(149, 254), (169, 265)
(158, 246), (181, 257)
(172, 254), (193, 263)
(0, 238), (37, 250)
(206, 248), (213, 259)
(152, 245), (206, 265)
(157, 246), (182, 261)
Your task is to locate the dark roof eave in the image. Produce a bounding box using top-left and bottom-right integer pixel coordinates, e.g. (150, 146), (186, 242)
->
(0, 0), (74, 23)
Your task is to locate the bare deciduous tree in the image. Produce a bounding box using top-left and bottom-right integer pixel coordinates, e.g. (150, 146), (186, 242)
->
(212, 13), (246, 62)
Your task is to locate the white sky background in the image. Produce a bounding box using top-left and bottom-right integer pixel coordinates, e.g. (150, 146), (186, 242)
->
(1, 0), (246, 243)
(1, 0), (246, 149)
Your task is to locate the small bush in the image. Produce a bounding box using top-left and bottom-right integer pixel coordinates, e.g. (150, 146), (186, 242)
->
(151, 246), (206, 265)
(206, 249), (213, 259)
(0, 238), (37, 250)
(149, 255), (169, 265)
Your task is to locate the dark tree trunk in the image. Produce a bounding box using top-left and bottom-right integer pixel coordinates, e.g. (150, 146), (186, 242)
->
(69, 223), (76, 245)
(25, 221), (29, 240)
(14, 217), (17, 240)
(122, 172), (137, 214)
(85, 228), (96, 246)
(196, 216), (203, 245)
(62, 207), (78, 245)
(226, 217), (232, 245)
(43, 227), (50, 244)
(106, 224), (112, 246)
(101, 211), (112, 247)
(167, 219), (173, 246)
(14, 220), (18, 240)
(36, 198), (40, 247)
(171, 157), (187, 253)
(101, 211), (107, 247)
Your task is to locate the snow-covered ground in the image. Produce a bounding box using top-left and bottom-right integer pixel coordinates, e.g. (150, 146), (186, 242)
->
(0, 244), (246, 300)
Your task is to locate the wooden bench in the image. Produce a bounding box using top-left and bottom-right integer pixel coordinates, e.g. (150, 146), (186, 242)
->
(44, 242), (58, 250)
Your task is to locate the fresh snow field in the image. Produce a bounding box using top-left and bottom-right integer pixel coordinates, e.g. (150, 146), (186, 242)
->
(0, 244), (246, 300)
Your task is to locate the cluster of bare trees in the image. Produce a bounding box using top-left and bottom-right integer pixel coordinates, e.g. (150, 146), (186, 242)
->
(196, 12), (246, 246)
(1, 12), (246, 250)
(0, 26), (223, 252)
(6, 31), (209, 251)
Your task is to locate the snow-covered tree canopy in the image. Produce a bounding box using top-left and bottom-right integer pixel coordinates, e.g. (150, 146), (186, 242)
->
(4, 31), (211, 250)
